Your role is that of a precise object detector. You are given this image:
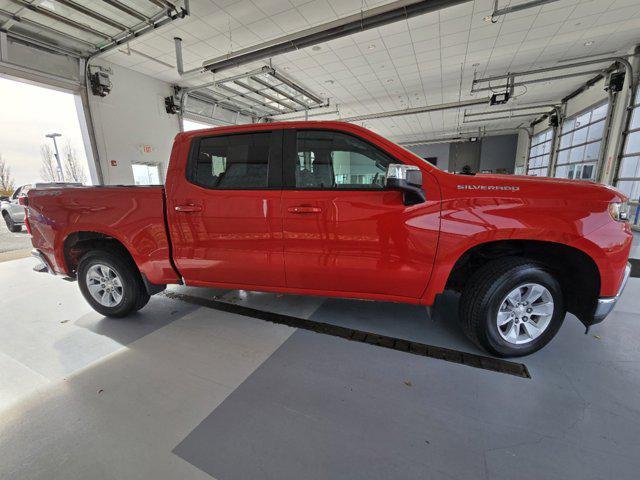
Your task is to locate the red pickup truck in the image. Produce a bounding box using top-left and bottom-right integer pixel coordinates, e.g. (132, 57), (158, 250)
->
(25, 121), (632, 356)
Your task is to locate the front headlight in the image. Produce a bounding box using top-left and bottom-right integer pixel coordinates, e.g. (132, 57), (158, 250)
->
(609, 201), (630, 222)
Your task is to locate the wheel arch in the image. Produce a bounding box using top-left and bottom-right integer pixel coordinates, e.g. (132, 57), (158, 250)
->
(442, 239), (601, 326)
(63, 230), (138, 278)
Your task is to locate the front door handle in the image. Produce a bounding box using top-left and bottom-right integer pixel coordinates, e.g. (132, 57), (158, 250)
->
(175, 204), (202, 212)
(288, 206), (322, 214)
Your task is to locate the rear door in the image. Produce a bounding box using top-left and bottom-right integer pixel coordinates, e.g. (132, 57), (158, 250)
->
(167, 129), (286, 288)
(281, 129), (439, 299)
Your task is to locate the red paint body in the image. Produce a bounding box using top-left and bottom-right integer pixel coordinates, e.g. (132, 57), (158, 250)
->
(26, 121), (632, 310)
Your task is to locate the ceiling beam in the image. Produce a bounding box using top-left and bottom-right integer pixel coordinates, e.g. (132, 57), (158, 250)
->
(202, 0), (471, 73)
(6, 0), (112, 40)
(53, 0), (129, 31)
(0, 7), (95, 52)
(232, 80), (298, 112)
(249, 75), (310, 109)
(341, 98), (490, 122)
(101, 0), (149, 23)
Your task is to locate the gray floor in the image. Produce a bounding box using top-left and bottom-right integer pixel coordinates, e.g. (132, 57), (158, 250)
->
(1, 251), (640, 480)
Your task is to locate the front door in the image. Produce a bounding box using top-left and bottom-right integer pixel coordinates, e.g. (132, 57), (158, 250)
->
(167, 130), (285, 288)
(281, 129), (439, 300)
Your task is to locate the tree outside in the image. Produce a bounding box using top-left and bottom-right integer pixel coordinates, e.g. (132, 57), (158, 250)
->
(0, 155), (16, 196)
(39, 140), (86, 184)
(63, 140), (86, 183)
(39, 144), (58, 182)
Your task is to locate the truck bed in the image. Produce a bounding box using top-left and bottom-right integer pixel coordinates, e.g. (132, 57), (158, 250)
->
(27, 186), (179, 285)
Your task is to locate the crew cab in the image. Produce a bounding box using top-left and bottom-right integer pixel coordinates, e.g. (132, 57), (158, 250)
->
(24, 122), (632, 356)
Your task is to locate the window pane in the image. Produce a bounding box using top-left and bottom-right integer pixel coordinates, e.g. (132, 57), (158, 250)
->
(543, 141), (551, 154)
(630, 108), (640, 130)
(572, 126), (587, 146)
(295, 130), (391, 189)
(562, 118), (575, 134)
(193, 132), (271, 189)
(581, 163), (596, 180)
(560, 133), (572, 149)
(530, 143), (539, 157)
(545, 130), (553, 142)
(557, 149), (570, 165)
(570, 145), (585, 163)
(624, 131), (640, 155)
(555, 165), (569, 178)
(575, 111), (591, 128)
(584, 141), (600, 161)
(587, 120), (605, 142)
(618, 156), (640, 179)
(616, 180), (640, 200)
(591, 104), (608, 122)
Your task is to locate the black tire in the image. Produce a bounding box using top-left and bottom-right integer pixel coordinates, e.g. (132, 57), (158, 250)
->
(77, 249), (150, 317)
(3, 212), (21, 233)
(459, 257), (565, 357)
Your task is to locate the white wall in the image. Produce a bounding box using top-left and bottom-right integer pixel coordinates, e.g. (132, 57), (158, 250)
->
(88, 61), (181, 185)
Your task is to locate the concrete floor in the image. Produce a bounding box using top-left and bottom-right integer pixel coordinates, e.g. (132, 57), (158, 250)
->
(1, 243), (640, 480)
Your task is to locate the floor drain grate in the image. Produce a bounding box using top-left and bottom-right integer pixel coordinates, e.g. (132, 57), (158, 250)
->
(162, 291), (531, 379)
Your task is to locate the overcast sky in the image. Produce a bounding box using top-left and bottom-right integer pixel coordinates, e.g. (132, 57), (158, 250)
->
(0, 76), (90, 187)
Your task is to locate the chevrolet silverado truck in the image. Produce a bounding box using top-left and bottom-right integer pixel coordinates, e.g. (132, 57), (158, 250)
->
(24, 121), (632, 356)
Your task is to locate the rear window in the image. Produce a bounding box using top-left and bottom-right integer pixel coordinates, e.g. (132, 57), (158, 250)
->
(189, 132), (272, 189)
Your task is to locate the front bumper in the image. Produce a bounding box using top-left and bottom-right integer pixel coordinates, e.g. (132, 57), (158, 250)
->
(593, 263), (631, 323)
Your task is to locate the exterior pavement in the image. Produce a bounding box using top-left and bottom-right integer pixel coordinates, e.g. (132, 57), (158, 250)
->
(0, 226), (31, 261)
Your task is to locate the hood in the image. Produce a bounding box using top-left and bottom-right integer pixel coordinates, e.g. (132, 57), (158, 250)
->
(451, 172), (627, 203)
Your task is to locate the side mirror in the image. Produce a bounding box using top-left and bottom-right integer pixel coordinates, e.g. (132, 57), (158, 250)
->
(385, 164), (426, 206)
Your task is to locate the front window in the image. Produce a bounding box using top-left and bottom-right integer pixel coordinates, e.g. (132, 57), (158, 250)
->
(294, 130), (391, 189)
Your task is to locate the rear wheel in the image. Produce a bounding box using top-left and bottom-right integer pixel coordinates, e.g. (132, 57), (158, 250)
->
(77, 250), (150, 317)
(3, 212), (21, 232)
(459, 257), (565, 357)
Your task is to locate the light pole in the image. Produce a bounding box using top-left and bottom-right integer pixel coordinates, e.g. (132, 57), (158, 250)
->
(45, 133), (64, 182)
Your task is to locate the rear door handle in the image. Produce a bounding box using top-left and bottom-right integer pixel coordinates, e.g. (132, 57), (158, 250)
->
(288, 206), (322, 214)
(175, 204), (202, 212)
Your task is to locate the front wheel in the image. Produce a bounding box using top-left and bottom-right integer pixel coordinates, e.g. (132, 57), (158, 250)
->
(77, 250), (150, 317)
(459, 257), (565, 357)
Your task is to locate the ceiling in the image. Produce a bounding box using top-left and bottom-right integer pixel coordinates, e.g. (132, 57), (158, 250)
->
(0, 0), (188, 56)
(5, 0), (639, 142)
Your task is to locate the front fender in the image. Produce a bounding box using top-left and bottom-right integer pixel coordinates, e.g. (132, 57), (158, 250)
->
(420, 196), (625, 304)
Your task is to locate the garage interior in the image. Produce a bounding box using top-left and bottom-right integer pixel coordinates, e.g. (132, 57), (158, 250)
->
(1, 0), (640, 479)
